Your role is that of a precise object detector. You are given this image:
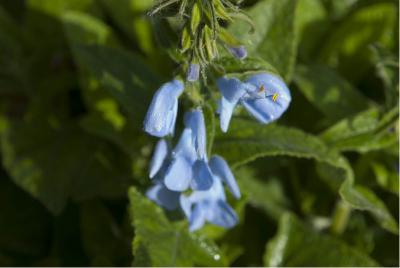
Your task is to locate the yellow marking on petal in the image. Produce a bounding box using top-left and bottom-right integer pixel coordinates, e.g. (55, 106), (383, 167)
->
(272, 93), (279, 102)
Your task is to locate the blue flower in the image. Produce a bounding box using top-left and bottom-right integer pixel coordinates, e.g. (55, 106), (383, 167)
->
(209, 155), (241, 199)
(146, 181), (180, 210)
(228, 46), (247, 59)
(149, 139), (169, 179)
(187, 63), (200, 82)
(143, 79), (184, 137)
(216, 73), (291, 132)
(164, 108), (213, 192)
(180, 175), (238, 232)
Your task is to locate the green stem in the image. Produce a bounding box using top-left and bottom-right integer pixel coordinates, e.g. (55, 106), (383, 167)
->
(330, 200), (351, 235)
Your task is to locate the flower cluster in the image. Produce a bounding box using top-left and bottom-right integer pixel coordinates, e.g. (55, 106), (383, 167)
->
(143, 71), (291, 231)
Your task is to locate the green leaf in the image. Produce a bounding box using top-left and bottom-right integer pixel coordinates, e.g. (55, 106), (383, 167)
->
(73, 45), (161, 125)
(321, 107), (398, 152)
(296, 0), (329, 61)
(229, 0), (299, 81)
(264, 213), (380, 267)
(213, 119), (398, 233)
(0, 6), (28, 95)
(1, 120), (132, 215)
(318, 2), (397, 82)
(128, 187), (225, 267)
(213, 56), (279, 80)
(80, 201), (131, 266)
(62, 11), (118, 47)
(339, 180), (398, 234)
(371, 161), (399, 195)
(63, 10), (161, 129)
(214, 119), (347, 170)
(27, 0), (94, 17)
(79, 111), (141, 158)
(370, 44), (399, 103)
(235, 167), (290, 220)
(294, 64), (373, 122)
(98, 0), (156, 55)
(0, 174), (50, 259)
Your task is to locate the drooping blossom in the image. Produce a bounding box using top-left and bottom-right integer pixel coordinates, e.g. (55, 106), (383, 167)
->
(217, 73), (291, 132)
(144, 79), (184, 137)
(180, 175), (238, 231)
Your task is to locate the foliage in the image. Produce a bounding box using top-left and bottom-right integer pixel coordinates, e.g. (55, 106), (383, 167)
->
(0, 0), (398, 266)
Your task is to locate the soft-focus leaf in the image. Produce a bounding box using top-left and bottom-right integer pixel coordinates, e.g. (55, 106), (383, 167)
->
(79, 112), (141, 158)
(0, 6), (28, 95)
(321, 107), (398, 152)
(63, 11), (118, 47)
(0, 174), (50, 260)
(235, 167), (290, 220)
(128, 187), (225, 267)
(371, 161), (399, 195)
(370, 44), (399, 107)
(339, 180), (398, 234)
(80, 202), (131, 266)
(294, 64), (373, 121)
(214, 119), (398, 233)
(98, 0), (156, 55)
(27, 0), (94, 16)
(319, 2), (397, 82)
(229, 0), (299, 81)
(296, 0), (329, 61)
(72, 45), (161, 127)
(1, 120), (131, 214)
(264, 213), (379, 267)
(63, 10), (161, 128)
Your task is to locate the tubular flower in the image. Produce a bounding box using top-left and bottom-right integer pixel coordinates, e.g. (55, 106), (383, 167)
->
(143, 79), (184, 137)
(146, 181), (180, 210)
(209, 155), (241, 199)
(180, 175), (238, 232)
(216, 73), (291, 132)
(164, 108), (214, 192)
(149, 139), (169, 179)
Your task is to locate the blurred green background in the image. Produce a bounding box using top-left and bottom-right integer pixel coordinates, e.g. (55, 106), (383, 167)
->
(0, 0), (398, 266)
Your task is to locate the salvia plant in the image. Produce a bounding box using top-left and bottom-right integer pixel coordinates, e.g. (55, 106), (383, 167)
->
(143, 0), (291, 231)
(0, 0), (398, 267)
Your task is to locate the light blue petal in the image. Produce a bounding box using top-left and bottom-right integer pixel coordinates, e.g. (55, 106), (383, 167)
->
(187, 63), (200, 82)
(209, 155), (241, 199)
(204, 175), (226, 202)
(167, 100), (179, 136)
(143, 80), (184, 137)
(146, 183), (180, 210)
(189, 203), (207, 231)
(218, 97), (236, 133)
(149, 139), (169, 178)
(173, 128), (196, 163)
(216, 77), (246, 103)
(245, 73), (291, 106)
(180, 194), (192, 218)
(206, 200), (238, 228)
(242, 95), (290, 124)
(191, 159), (214, 190)
(184, 109), (206, 159)
(242, 98), (272, 124)
(164, 156), (192, 191)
